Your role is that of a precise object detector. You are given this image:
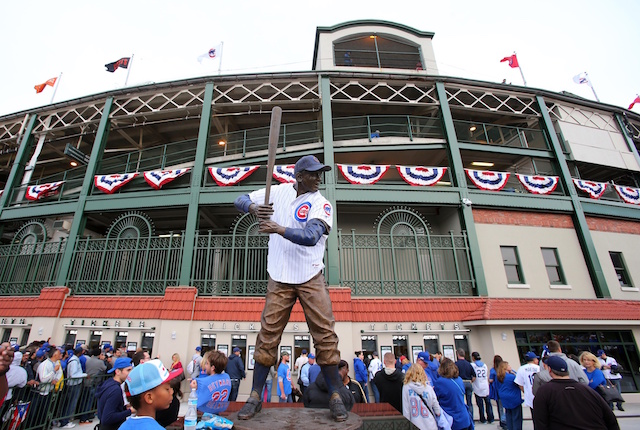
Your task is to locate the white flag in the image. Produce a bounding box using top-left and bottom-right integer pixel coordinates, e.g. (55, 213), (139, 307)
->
(197, 43), (222, 64)
(573, 73), (592, 87)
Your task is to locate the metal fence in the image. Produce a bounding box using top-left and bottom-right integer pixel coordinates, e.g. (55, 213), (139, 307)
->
(1, 374), (110, 430)
(0, 241), (66, 296)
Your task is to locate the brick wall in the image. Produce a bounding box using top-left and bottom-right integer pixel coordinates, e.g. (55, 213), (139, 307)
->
(473, 209), (574, 228)
(586, 216), (640, 234)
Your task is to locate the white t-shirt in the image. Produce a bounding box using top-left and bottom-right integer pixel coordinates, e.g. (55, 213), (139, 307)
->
(368, 358), (382, 381)
(470, 361), (490, 397)
(514, 362), (540, 408)
(599, 356), (622, 380)
(249, 183), (333, 284)
(294, 355), (308, 372)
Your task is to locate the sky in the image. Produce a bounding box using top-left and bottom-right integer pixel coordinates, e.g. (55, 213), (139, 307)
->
(1, 0), (639, 117)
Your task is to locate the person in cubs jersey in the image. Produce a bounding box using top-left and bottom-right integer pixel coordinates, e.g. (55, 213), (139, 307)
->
(471, 351), (494, 424)
(234, 155), (348, 423)
(514, 351), (540, 418)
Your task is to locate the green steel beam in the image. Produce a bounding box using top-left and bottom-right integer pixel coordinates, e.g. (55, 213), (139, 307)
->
(536, 95), (610, 298)
(56, 98), (114, 286)
(1, 202), (78, 221)
(84, 192), (191, 212)
(581, 200), (640, 221)
(179, 82), (214, 286)
(468, 192), (574, 212)
(435, 82), (487, 296)
(319, 76), (340, 286)
(457, 142), (555, 159)
(0, 115), (38, 215)
(333, 143), (447, 153)
(335, 187), (461, 204)
(614, 113), (640, 168)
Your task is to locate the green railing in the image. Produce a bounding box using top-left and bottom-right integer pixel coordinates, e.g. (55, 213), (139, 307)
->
(0, 240), (66, 295)
(333, 115), (444, 142)
(66, 234), (184, 295)
(338, 229), (475, 296)
(454, 119), (548, 150)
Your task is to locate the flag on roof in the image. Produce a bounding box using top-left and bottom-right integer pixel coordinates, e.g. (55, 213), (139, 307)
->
(105, 57), (131, 72)
(198, 44), (222, 64)
(629, 96), (640, 110)
(573, 72), (592, 87)
(34, 77), (57, 94)
(500, 54), (519, 68)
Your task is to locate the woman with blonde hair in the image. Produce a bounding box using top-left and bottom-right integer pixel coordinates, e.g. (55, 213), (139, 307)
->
(579, 351), (606, 391)
(496, 361), (522, 430)
(402, 363), (446, 430)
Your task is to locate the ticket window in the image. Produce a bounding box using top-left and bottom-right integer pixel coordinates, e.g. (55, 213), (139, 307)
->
(115, 332), (128, 350)
(141, 332), (155, 356)
(454, 334), (470, 360)
(231, 335), (247, 369)
(393, 335), (408, 360)
(1, 329), (11, 343)
(20, 329), (30, 347)
(424, 335), (440, 354)
(294, 335), (310, 371)
(90, 330), (103, 349)
(361, 335), (378, 363)
(201, 334), (216, 354)
(65, 330), (78, 347)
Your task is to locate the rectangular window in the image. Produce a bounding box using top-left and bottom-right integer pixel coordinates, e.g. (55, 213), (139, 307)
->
(501, 246), (524, 283)
(541, 248), (565, 284)
(610, 252), (633, 287)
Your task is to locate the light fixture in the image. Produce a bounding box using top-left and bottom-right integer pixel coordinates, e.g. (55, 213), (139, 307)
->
(471, 161), (494, 167)
(70, 161), (78, 167)
(469, 126), (477, 132)
(218, 140), (226, 146)
(369, 35), (376, 39)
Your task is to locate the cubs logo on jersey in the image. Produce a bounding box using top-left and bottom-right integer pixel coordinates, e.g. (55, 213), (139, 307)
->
(295, 202), (311, 221)
(323, 203), (332, 217)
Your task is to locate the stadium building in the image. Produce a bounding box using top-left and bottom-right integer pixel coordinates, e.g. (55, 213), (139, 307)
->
(1, 20), (639, 400)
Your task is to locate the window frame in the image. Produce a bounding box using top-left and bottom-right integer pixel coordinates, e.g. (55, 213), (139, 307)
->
(541, 247), (566, 285)
(609, 251), (633, 288)
(501, 245), (525, 284)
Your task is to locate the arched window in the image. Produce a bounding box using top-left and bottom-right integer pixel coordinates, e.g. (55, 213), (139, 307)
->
(334, 34), (423, 71)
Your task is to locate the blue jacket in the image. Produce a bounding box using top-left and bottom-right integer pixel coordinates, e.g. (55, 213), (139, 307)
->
(584, 368), (606, 390)
(496, 372), (523, 409)
(95, 378), (131, 430)
(353, 358), (368, 384)
(225, 353), (246, 380)
(433, 376), (472, 430)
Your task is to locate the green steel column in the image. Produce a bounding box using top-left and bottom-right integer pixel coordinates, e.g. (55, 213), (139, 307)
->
(536, 95), (610, 298)
(614, 113), (640, 169)
(0, 115), (37, 214)
(319, 76), (340, 286)
(435, 82), (488, 296)
(56, 98), (114, 285)
(178, 82), (215, 286)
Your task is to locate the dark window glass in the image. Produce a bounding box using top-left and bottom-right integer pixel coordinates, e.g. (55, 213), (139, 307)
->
(334, 35), (422, 71)
(542, 248), (565, 284)
(501, 246), (523, 283)
(609, 252), (632, 287)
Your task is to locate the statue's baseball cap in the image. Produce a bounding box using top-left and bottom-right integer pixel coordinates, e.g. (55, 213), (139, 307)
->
(294, 155), (331, 175)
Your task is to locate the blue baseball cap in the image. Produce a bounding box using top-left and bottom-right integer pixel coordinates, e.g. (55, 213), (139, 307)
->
(545, 356), (567, 373)
(125, 359), (183, 396)
(525, 351), (539, 361)
(417, 352), (430, 362)
(108, 357), (133, 373)
(195, 346), (202, 352)
(597, 349), (605, 356)
(308, 353), (315, 359)
(294, 155), (331, 175)
(233, 347), (241, 353)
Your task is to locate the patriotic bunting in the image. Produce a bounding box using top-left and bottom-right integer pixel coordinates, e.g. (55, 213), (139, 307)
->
(465, 169), (510, 191)
(26, 181), (64, 201)
(572, 179), (607, 199)
(613, 184), (640, 205)
(209, 166), (259, 186)
(143, 169), (190, 190)
(94, 173), (138, 194)
(397, 166), (447, 186)
(516, 174), (560, 195)
(273, 165), (296, 183)
(8, 401), (30, 430)
(337, 164), (389, 185)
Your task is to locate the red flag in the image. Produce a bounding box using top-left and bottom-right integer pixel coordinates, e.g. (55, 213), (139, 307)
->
(34, 77), (57, 94)
(500, 54), (519, 68)
(105, 57), (131, 72)
(629, 96), (640, 110)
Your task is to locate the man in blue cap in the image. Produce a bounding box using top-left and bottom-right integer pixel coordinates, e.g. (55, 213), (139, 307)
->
(515, 351), (540, 419)
(96, 357), (134, 430)
(225, 346), (246, 401)
(234, 155), (347, 421)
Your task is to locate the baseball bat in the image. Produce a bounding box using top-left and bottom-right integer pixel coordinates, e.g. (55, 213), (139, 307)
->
(264, 106), (282, 205)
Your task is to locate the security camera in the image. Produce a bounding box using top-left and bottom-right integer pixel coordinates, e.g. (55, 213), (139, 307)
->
(461, 198), (472, 207)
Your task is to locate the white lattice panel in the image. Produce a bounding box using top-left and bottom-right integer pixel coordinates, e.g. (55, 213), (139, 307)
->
(547, 103), (619, 132)
(212, 79), (319, 104)
(33, 104), (104, 134)
(0, 118), (24, 145)
(445, 86), (539, 116)
(111, 87), (206, 118)
(330, 80), (438, 104)
(623, 118), (640, 140)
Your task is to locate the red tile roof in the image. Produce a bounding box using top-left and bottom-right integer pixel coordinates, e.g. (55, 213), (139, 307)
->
(2, 287), (70, 318)
(351, 298), (487, 322)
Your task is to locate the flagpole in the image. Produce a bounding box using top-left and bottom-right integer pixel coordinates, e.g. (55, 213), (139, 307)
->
(515, 52), (527, 86)
(585, 71), (600, 102)
(124, 54), (134, 87)
(50, 72), (62, 104)
(218, 42), (224, 75)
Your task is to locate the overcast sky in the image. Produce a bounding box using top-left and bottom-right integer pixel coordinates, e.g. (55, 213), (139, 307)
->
(1, 0), (639, 117)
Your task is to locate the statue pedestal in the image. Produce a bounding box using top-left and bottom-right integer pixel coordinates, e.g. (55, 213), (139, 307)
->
(228, 408), (362, 430)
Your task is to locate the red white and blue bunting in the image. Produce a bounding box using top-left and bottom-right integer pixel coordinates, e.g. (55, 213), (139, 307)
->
(396, 166), (447, 186)
(516, 174), (560, 195)
(465, 169), (510, 191)
(94, 173), (138, 194)
(208, 166), (259, 186)
(572, 179), (607, 199)
(26, 181), (65, 201)
(337, 164), (389, 185)
(273, 165), (296, 183)
(613, 184), (640, 205)
(143, 168), (190, 190)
